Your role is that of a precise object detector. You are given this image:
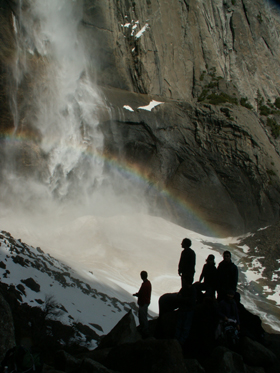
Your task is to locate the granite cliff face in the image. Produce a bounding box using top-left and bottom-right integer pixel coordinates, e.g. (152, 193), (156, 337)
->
(82, 0), (280, 103)
(1, 0), (280, 235)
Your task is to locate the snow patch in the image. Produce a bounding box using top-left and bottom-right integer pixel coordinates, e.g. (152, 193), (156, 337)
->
(138, 100), (164, 111)
(123, 105), (134, 112)
(135, 24), (149, 39)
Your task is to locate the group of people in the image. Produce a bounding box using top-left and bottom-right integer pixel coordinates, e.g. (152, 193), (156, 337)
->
(178, 238), (238, 302)
(133, 238), (264, 348)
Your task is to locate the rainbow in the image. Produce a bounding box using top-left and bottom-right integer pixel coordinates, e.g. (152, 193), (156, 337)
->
(1, 132), (221, 238)
(99, 153), (221, 237)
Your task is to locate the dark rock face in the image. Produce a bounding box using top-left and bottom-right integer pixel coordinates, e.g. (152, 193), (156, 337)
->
(0, 293), (15, 361)
(99, 87), (280, 235)
(105, 338), (188, 373)
(80, 0), (280, 234)
(240, 336), (277, 367)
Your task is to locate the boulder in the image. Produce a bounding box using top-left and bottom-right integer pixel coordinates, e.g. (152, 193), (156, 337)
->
(54, 350), (79, 372)
(207, 346), (247, 373)
(245, 367), (265, 373)
(54, 350), (115, 373)
(97, 310), (141, 349)
(184, 359), (205, 373)
(80, 358), (118, 373)
(21, 278), (40, 292)
(240, 336), (278, 367)
(76, 348), (112, 367)
(105, 338), (187, 373)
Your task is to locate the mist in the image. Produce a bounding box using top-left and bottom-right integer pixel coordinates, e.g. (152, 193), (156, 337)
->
(1, 0), (280, 331)
(0, 0), (157, 278)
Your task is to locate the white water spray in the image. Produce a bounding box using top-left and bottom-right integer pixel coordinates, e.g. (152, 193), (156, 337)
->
(6, 0), (106, 207)
(1, 0), (149, 238)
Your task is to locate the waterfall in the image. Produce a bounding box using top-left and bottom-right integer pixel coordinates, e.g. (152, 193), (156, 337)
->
(0, 0), (148, 246)
(6, 0), (105, 209)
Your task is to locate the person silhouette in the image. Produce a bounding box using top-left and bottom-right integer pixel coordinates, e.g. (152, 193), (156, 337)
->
(198, 254), (217, 298)
(133, 271), (152, 337)
(178, 238), (196, 289)
(217, 251), (238, 302)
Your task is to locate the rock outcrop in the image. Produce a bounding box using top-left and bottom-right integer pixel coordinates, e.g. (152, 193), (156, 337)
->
(0, 292), (15, 361)
(0, 229), (279, 373)
(51, 308), (280, 373)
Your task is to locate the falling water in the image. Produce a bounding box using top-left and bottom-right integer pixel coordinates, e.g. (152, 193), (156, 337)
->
(4, 0), (106, 211)
(0, 0), (149, 243)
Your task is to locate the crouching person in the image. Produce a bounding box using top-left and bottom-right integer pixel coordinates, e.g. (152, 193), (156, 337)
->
(218, 289), (240, 349)
(133, 271), (152, 338)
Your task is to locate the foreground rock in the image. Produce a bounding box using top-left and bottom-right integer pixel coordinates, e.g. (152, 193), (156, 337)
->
(1, 276), (280, 373)
(97, 310), (141, 349)
(0, 292), (15, 361)
(104, 339), (187, 373)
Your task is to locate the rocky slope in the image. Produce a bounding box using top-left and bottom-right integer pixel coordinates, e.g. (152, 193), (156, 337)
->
(0, 0), (280, 236)
(1, 229), (280, 373)
(0, 229), (138, 358)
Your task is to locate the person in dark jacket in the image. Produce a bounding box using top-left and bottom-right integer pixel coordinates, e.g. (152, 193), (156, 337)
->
(178, 238), (196, 289)
(198, 254), (217, 298)
(217, 251), (238, 302)
(133, 270), (152, 337)
(218, 289), (240, 349)
(219, 290), (240, 326)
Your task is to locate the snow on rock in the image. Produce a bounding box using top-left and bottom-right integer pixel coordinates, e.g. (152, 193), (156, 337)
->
(135, 23), (149, 39)
(138, 100), (164, 111)
(123, 105), (134, 112)
(0, 231), (137, 349)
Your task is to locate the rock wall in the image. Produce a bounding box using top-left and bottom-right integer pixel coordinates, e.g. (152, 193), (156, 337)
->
(99, 87), (280, 235)
(81, 0), (280, 234)
(82, 0), (280, 104)
(0, 0), (280, 235)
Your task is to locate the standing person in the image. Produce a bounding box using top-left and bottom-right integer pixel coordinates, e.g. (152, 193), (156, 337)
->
(133, 271), (152, 337)
(198, 254), (217, 298)
(217, 251), (238, 302)
(178, 238), (196, 289)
